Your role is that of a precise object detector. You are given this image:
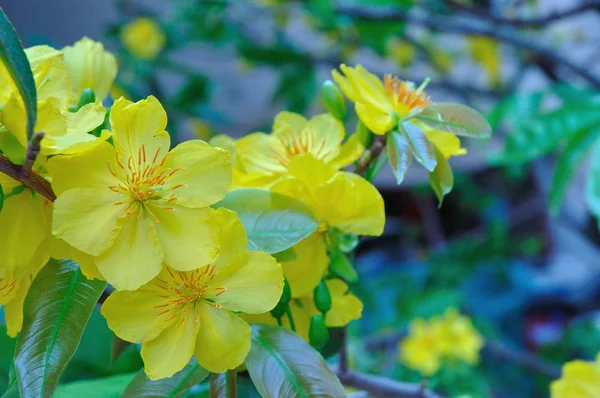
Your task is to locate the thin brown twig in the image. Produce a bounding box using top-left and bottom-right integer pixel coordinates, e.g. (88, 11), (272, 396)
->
(336, 369), (444, 398)
(0, 154), (56, 202)
(354, 135), (387, 177)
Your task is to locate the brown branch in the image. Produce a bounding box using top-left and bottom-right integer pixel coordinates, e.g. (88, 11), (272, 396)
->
(0, 154), (56, 202)
(447, 0), (600, 27)
(354, 135), (387, 177)
(336, 369), (444, 398)
(335, 5), (600, 89)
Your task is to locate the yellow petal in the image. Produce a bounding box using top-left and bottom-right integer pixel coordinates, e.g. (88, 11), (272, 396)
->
(332, 69), (359, 103)
(152, 206), (219, 272)
(101, 281), (176, 343)
(194, 305), (251, 373)
(0, 92), (28, 148)
(355, 101), (394, 135)
(302, 114), (345, 162)
(341, 64), (389, 110)
(62, 37), (118, 100)
(423, 126), (467, 159)
(4, 274), (33, 337)
(52, 188), (132, 256)
(161, 140), (231, 208)
(272, 111), (308, 138)
(329, 134), (365, 169)
(212, 208), (247, 267)
(323, 279), (363, 327)
(210, 251), (283, 314)
(47, 139), (118, 196)
(26, 45), (74, 105)
(97, 204), (163, 290)
(282, 233), (328, 298)
(0, 190), (50, 277)
(141, 314), (200, 380)
(0, 169), (21, 194)
(110, 96), (170, 161)
(286, 153), (337, 191)
(49, 236), (104, 281)
(36, 98), (68, 144)
(236, 132), (288, 175)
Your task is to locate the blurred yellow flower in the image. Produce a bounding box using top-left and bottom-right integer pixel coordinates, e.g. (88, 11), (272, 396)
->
(387, 38), (415, 68)
(332, 64), (431, 135)
(399, 308), (483, 376)
(551, 354), (600, 398)
(62, 37), (118, 100)
(49, 96), (232, 290)
(420, 123), (467, 159)
(102, 208), (283, 379)
(121, 17), (166, 61)
(244, 278), (363, 341)
(272, 154), (384, 296)
(467, 36), (502, 87)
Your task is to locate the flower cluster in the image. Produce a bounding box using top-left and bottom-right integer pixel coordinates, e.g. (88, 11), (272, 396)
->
(399, 308), (484, 376)
(551, 354), (600, 398)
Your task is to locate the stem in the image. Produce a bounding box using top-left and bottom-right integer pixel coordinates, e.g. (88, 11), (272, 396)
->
(336, 370), (443, 398)
(0, 155), (56, 202)
(285, 306), (296, 332)
(354, 135), (387, 177)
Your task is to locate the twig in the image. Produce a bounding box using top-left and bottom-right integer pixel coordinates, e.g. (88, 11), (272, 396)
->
(448, 0), (600, 27)
(335, 5), (600, 89)
(0, 151), (56, 203)
(336, 369), (444, 398)
(355, 135), (387, 177)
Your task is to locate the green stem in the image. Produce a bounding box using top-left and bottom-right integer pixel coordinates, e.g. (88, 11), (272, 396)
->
(285, 307), (296, 332)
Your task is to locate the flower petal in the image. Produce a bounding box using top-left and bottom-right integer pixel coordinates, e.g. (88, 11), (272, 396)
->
(161, 140), (231, 208)
(97, 205), (163, 290)
(355, 101), (394, 135)
(323, 279), (363, 327)
(4, 274), (33, 338)
(329, 134), (365, 169)
(282, 233), (328, 298)
(52, 188), (131, 256)
(209, 251), (283, 314)
(49, 236), (104, 281)
(101, 281), (176, 344)
(272, 111), (307, 139)
(194, 305), (251, 373)
(236, 132), (289, 175)
(302, 114), (345, 162)
(212, 208), (247, 268)
(141, 314), (200, 380)
(423, 126), (467, 159)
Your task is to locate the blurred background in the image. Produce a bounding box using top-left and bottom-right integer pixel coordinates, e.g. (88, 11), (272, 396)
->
(4, 0), (600, 397)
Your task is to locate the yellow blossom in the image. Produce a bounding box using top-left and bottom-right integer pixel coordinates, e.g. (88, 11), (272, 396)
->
(332, 64), (432, 135)
(0, 273), (35, 337)
(62, 37), (118, 100)
(435, 308), (484, 364)
(49, 96), (232, 290)
(101, 208), (284, 379)
(221, 111), (364, 187)
(400, 318), (442, 376)
(420, 123), (467, 159)
(272, 154), (384, 296)
(387, 38), (415, 68)
(467, 36), (502, 87)
(244, 278), (363, 341)
(551, 354), (600, 398)
(121, 17), (166, 61)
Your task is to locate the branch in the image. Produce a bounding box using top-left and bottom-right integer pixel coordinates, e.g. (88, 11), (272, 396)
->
(335, 5), (600, 89)
(448, 0), (600, 27)
(354, 135), (387, 177)
(336, 369), (444, 398)
(0, 152), (56, 203)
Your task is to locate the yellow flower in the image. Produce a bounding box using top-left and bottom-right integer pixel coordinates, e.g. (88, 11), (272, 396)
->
(387, 38), (415, 68)
(551, 354), (600, 398)
(62, 37), (118, 100)
(0, 45), (106, 162)
(231, 111), (364, 186)
(467, 36), (501, 87)
(101, 208), (284, 379)
(244, 278), (363, 341)
(421, 123), (467, 159)
(0, 273), (35, 337)
(121, 17), (166, 61)
(49, 96), (232, 290)
(271, 154), (384, 296)
(332, 64), (431, 135)
(399, 308), (483, 376)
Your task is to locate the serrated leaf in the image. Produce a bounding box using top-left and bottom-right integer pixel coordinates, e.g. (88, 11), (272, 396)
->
(0, 7), (37, 139)
(245, 324), (345, 398)
(14, 259), (107, 398)
(121, 359), (209, 398)
(550, 127), (600, 214)
(214, 189), (319, 254)
(417, 103), (492, 138)
(428, 145), (454, 205)
(399, 122), (437, 172)
(209, 371), (236, 398)
(386, 129), (412, 184)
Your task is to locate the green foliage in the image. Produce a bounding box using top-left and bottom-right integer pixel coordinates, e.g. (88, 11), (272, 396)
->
(387, 130), (412, 184)
(214, 189), (320, 254)
(208, 371), (236, 398)
(54, 373), (136, 398)
(245, 324), (345, 398)
(329, 251), (358, 283)
(586, 144), (600, 224)
(418, 103), (493, 138)
(14, 259), (106, 398)
(399, 122), (437, 172)
(0, 6), (36, 140)
(121, 360), (209, 398)
(429, 145), (454, 204)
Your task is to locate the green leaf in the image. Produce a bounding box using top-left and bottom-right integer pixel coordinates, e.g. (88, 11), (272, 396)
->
(586, 144), (600, 224)
(329, 251), (358, 283)
(399, 122), (437, 172)
(386, 129), (412, 184)
(272, 247), (297, 263)
(428, 145), (454, 205)
(209, 371), (236, 398)
(245, 324), (345, 398)
(416, 103), (492, 138)
(214, 189), (319, 254)
(14, 259), (107, 398)
(550, 127), (600, 214)
(121, 360), (209, 398)
(0, 183), (4, 212)
(55, 372), (137, 398)
(0, 7), (37, 139)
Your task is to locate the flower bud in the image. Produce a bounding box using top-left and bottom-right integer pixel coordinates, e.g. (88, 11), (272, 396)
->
(322, 80), (346, 120)
(76, 88), (96, 110)
(313, 280), (332, 313)
(309, 315), (329, 350)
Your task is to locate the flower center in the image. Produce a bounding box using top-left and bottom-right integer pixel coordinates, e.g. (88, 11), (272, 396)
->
(107, 144), (186, 209)
(152, 266), (226, 326)
(270, 128), (331, 169)
(0, 277), (17, 299)
(384, 75), (431, 117)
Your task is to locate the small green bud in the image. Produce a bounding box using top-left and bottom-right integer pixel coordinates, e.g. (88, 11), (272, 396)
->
(356, 121), (373, 147)
(309, 315), (329, 350)
(313, 280), (332, 313)
(280, 279), (292, 305)
(76, 88), (96, 110)
(322, 80), (346, 120)
(270, 301), (287, 319)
